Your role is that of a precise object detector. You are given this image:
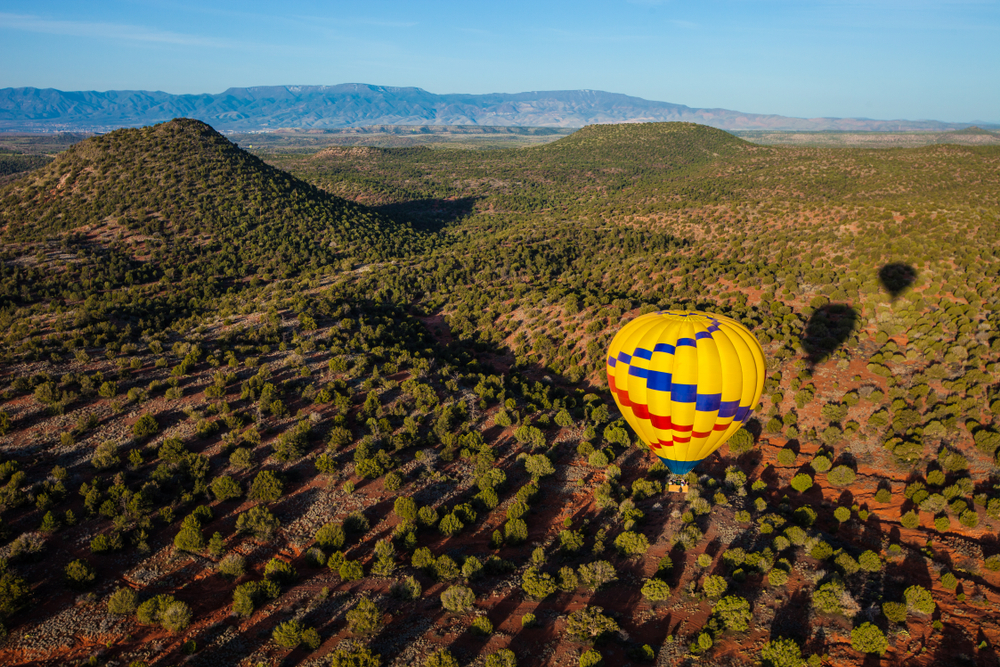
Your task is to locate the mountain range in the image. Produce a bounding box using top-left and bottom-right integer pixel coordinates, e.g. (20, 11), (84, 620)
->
(1, 84), (996, 133)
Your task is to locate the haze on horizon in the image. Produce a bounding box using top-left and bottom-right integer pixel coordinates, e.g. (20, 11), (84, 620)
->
(1, 0), (998, 125)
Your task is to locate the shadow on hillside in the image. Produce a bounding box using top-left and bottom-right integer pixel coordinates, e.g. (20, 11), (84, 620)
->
(878, 263), (917, 300)
(372, 196), (479, 232)
(801, 304), (858, 368)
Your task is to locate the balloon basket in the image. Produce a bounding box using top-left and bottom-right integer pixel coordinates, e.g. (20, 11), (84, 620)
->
(666, 475), (689, 494)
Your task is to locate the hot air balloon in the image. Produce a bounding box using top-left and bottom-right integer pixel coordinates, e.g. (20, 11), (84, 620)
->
(606, 310), (765, 475)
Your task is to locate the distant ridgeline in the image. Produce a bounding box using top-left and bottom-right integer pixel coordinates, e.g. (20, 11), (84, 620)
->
(2, 84), (997, 132)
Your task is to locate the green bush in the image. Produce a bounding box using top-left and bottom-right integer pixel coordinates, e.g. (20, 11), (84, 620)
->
(218, 554), (246, 578)
(712, 595), (751, 632)
(826, 465), (856, 486)
(471, 615), (493, 635)
(641, 578), (671, 601)
(790, 473), (813, 493)
(522, 566), (557, 600)
(727, 427), (754, 455)
(273, 619), (305, 648)
(760, 638), (803, 667)
(423, 649), (460, 667)
(613, 531), (649, 558)
(315, 522), (345, 549)
(235, 506), (280, 541)
(64, 559), (96, 589)
(210, 475), (242, 501)
(484, 649), (517, 667)
(565, 606), (620, 642)
(346, 597), (381, 634)
(328, 641), (381, 667)
(249, 470), (284, 502)
(904, 585), (936, 614)
(882, 601), (907, 623)
(851, 622), (887, 655)
(579, 649), (603, 667)
(440, 585), (475, 613)
(107, 587), (139, 615)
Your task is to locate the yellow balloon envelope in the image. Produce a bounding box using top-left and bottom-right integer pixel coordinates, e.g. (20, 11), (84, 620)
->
(606, 310), (765, 474)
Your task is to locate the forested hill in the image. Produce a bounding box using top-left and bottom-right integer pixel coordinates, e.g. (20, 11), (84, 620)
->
(0, 118), (425, 331)
(0, 118), (419, 260)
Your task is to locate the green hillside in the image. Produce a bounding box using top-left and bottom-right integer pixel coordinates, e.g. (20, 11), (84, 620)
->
(1, 120), (1000, 666)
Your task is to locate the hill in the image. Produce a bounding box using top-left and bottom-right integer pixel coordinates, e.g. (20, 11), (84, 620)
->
(2, 120), (1000, 666)
(2, 84), (997, 133)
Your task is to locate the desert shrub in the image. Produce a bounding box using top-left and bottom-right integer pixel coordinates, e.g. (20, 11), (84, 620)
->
(858, 550), (881, 572)
(504, 518), (528, 544)
(565, 606), (620, 642)
(160, 600), (193, 632)
(560, 529), (585, 553)
(641, 578), (671, 601)
(471, 616), (493, 635)
(345, 510), (370, 533)
(874, 487), (892, 503)
(90, 532), (123, 553)
(441, 585), (475, 613)
(579, 560), (618, 591)
(826, 465), (856, 486)
(461, 556), (483, 580)
(882, 601), (908, 623)
(218, 554), (246, 578)
(851, 622), (887, 655)
(613, 531), (649, 558)
(136, 595), (191, 632)
(812, 580), (847, 616)
(273, 619), (305, 648)
(91, 440), (120, 469)
(315, 522), (346, 549)
(522, 566), (557, 600)
(484, 649), (518, 667)
(174, 518), (205, 553)
(328, 640), (382, 667)
(265, 558), (296, 584)
(64, 559), (96, 589)
(391, 575), (422, 600)
(133, 413), (159, 439)
(434, 555), (460, 581)
(811, 455), (832, 473)
(579, 649), (603, 667)
(232, 580), (280, 616)
(790, 474), (813, 493)
(339, 560), (363, 581)
(346, 597), (381, 634)
(985, 555), (1000, 571)
(760, 638), (804, 667)
(210, 475), (242, 501)
(394, 496), (418, 522)
(834, 506), (851, 523)
(249, 470), (283, 502)
(107, 587), (139, 615)
(712, 595), (751, 632)
(727, 427), (754, 455)
(235, 506), (280, 541)
(777, 448), (796, 466)
(767, 568), (789, 587)
(703, 575), (727, 598)
(439, 512), (464, 536)
(940, 571), (958, 590)
(423, 649), (459, 667)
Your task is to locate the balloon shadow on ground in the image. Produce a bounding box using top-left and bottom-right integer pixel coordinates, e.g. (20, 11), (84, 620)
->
(878, 263), (917, 300)
(801, 304), (858, 368)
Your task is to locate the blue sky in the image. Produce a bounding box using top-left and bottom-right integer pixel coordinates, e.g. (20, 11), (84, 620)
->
(1, 0), (997, 123)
